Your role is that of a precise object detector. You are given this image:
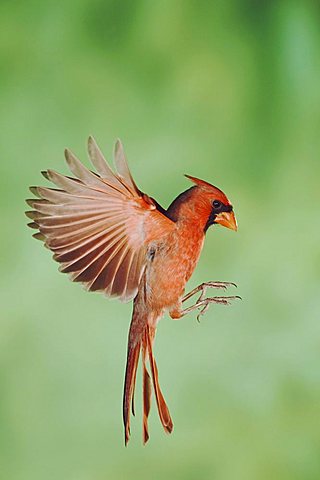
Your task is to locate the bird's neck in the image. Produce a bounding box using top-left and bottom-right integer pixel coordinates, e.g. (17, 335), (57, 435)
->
(172, 202), (212, 234)
(175, 215), (207, 237)
(167, 187), (212, 233)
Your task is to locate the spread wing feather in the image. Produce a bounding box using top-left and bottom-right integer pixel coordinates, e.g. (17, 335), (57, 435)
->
(27, 137), (174, 301)
(113, 139), (139, 194)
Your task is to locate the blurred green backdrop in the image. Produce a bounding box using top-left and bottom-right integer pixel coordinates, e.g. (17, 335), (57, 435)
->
(1, 1), (320, 479)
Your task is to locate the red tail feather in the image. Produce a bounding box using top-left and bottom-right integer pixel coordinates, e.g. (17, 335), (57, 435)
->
(123, 318), (173, 445)
(123, 341), (140, 446)
(142, 333), (152, 444)
(146, 326), (173, 435)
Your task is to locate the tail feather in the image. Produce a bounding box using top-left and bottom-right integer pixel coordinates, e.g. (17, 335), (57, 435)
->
(146, 326), (173, 434)
(123, 320), (173, 445)
(131, 355), (139, 417)
(123, 341), (140, 446)
(142, 336), (152, 444)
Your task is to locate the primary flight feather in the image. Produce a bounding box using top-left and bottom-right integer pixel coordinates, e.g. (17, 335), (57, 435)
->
(26, 137), (239, 445)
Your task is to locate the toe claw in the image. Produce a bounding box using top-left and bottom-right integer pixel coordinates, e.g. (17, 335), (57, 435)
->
(180, 283), (241, 319)
(197, 303), (210, 322)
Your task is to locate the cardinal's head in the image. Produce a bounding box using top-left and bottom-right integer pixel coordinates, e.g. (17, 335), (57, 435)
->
(184, 175), (237, 232)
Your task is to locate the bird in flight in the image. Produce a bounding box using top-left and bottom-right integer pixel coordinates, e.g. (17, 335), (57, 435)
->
(26, 137), (239, 445)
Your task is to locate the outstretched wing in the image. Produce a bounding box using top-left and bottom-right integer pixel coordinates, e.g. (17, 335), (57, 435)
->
(26, 137), (174, 302)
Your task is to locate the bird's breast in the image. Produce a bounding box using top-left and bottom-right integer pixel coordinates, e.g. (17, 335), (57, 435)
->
(145, 226), (205, 310)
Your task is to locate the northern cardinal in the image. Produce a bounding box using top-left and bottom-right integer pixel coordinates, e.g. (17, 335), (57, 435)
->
(26, 137), (239, 445)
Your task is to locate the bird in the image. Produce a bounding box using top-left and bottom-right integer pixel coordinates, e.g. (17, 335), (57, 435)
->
(26, 137), (239, 445)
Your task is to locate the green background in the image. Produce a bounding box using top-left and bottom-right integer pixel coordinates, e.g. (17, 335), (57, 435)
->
(1, 1), (320, 479)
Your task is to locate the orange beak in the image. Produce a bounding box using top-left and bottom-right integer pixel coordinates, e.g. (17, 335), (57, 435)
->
(215, 211), (238, 231)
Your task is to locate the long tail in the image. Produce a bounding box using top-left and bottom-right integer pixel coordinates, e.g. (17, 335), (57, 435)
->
(142, 330), (151, 443)
(123, 320), (173, 445)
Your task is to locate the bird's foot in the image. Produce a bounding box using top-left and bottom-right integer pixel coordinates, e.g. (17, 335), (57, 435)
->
(196, 295), (241, 322)
(180, 295), (241, 322)
(182, 281), (237, 303)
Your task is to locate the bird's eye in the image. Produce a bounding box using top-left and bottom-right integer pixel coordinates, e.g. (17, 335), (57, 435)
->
(212, 200), (222, 209)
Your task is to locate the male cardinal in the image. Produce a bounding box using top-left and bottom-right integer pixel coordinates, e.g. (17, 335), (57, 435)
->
(26, 137), (239, 445)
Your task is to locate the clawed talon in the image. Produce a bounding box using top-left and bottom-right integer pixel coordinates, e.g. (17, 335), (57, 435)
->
(180, 281), (241, 320)
(196, 303), (210, 322)
(195, 295), (242, 322)
(182, 281), (237, 303)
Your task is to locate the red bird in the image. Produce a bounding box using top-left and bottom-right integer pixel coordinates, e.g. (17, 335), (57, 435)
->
(26, 137), (239, 445)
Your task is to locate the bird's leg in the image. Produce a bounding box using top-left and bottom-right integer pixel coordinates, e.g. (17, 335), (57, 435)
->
(182, 281), (237, 303)
(180, 295), (241, 322)
(173, 281), (240, 322)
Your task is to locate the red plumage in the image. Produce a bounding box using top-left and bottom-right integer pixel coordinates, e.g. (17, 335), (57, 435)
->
(26, 137), (239, 444)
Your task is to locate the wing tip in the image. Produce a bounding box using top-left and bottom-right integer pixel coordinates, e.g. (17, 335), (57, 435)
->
(29, 186), (40, 197)
(64, 148), (76, 167)
(26, 198), (36, 208)
(32, 231), (46, 241)
(27, 221), (39, 229)
(87, 135), (98, 155)
(25, 210), (36, 219)
(114, 138), (123, 153)
(41, 170), (50, 180)
(88, 134), (95, 146)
